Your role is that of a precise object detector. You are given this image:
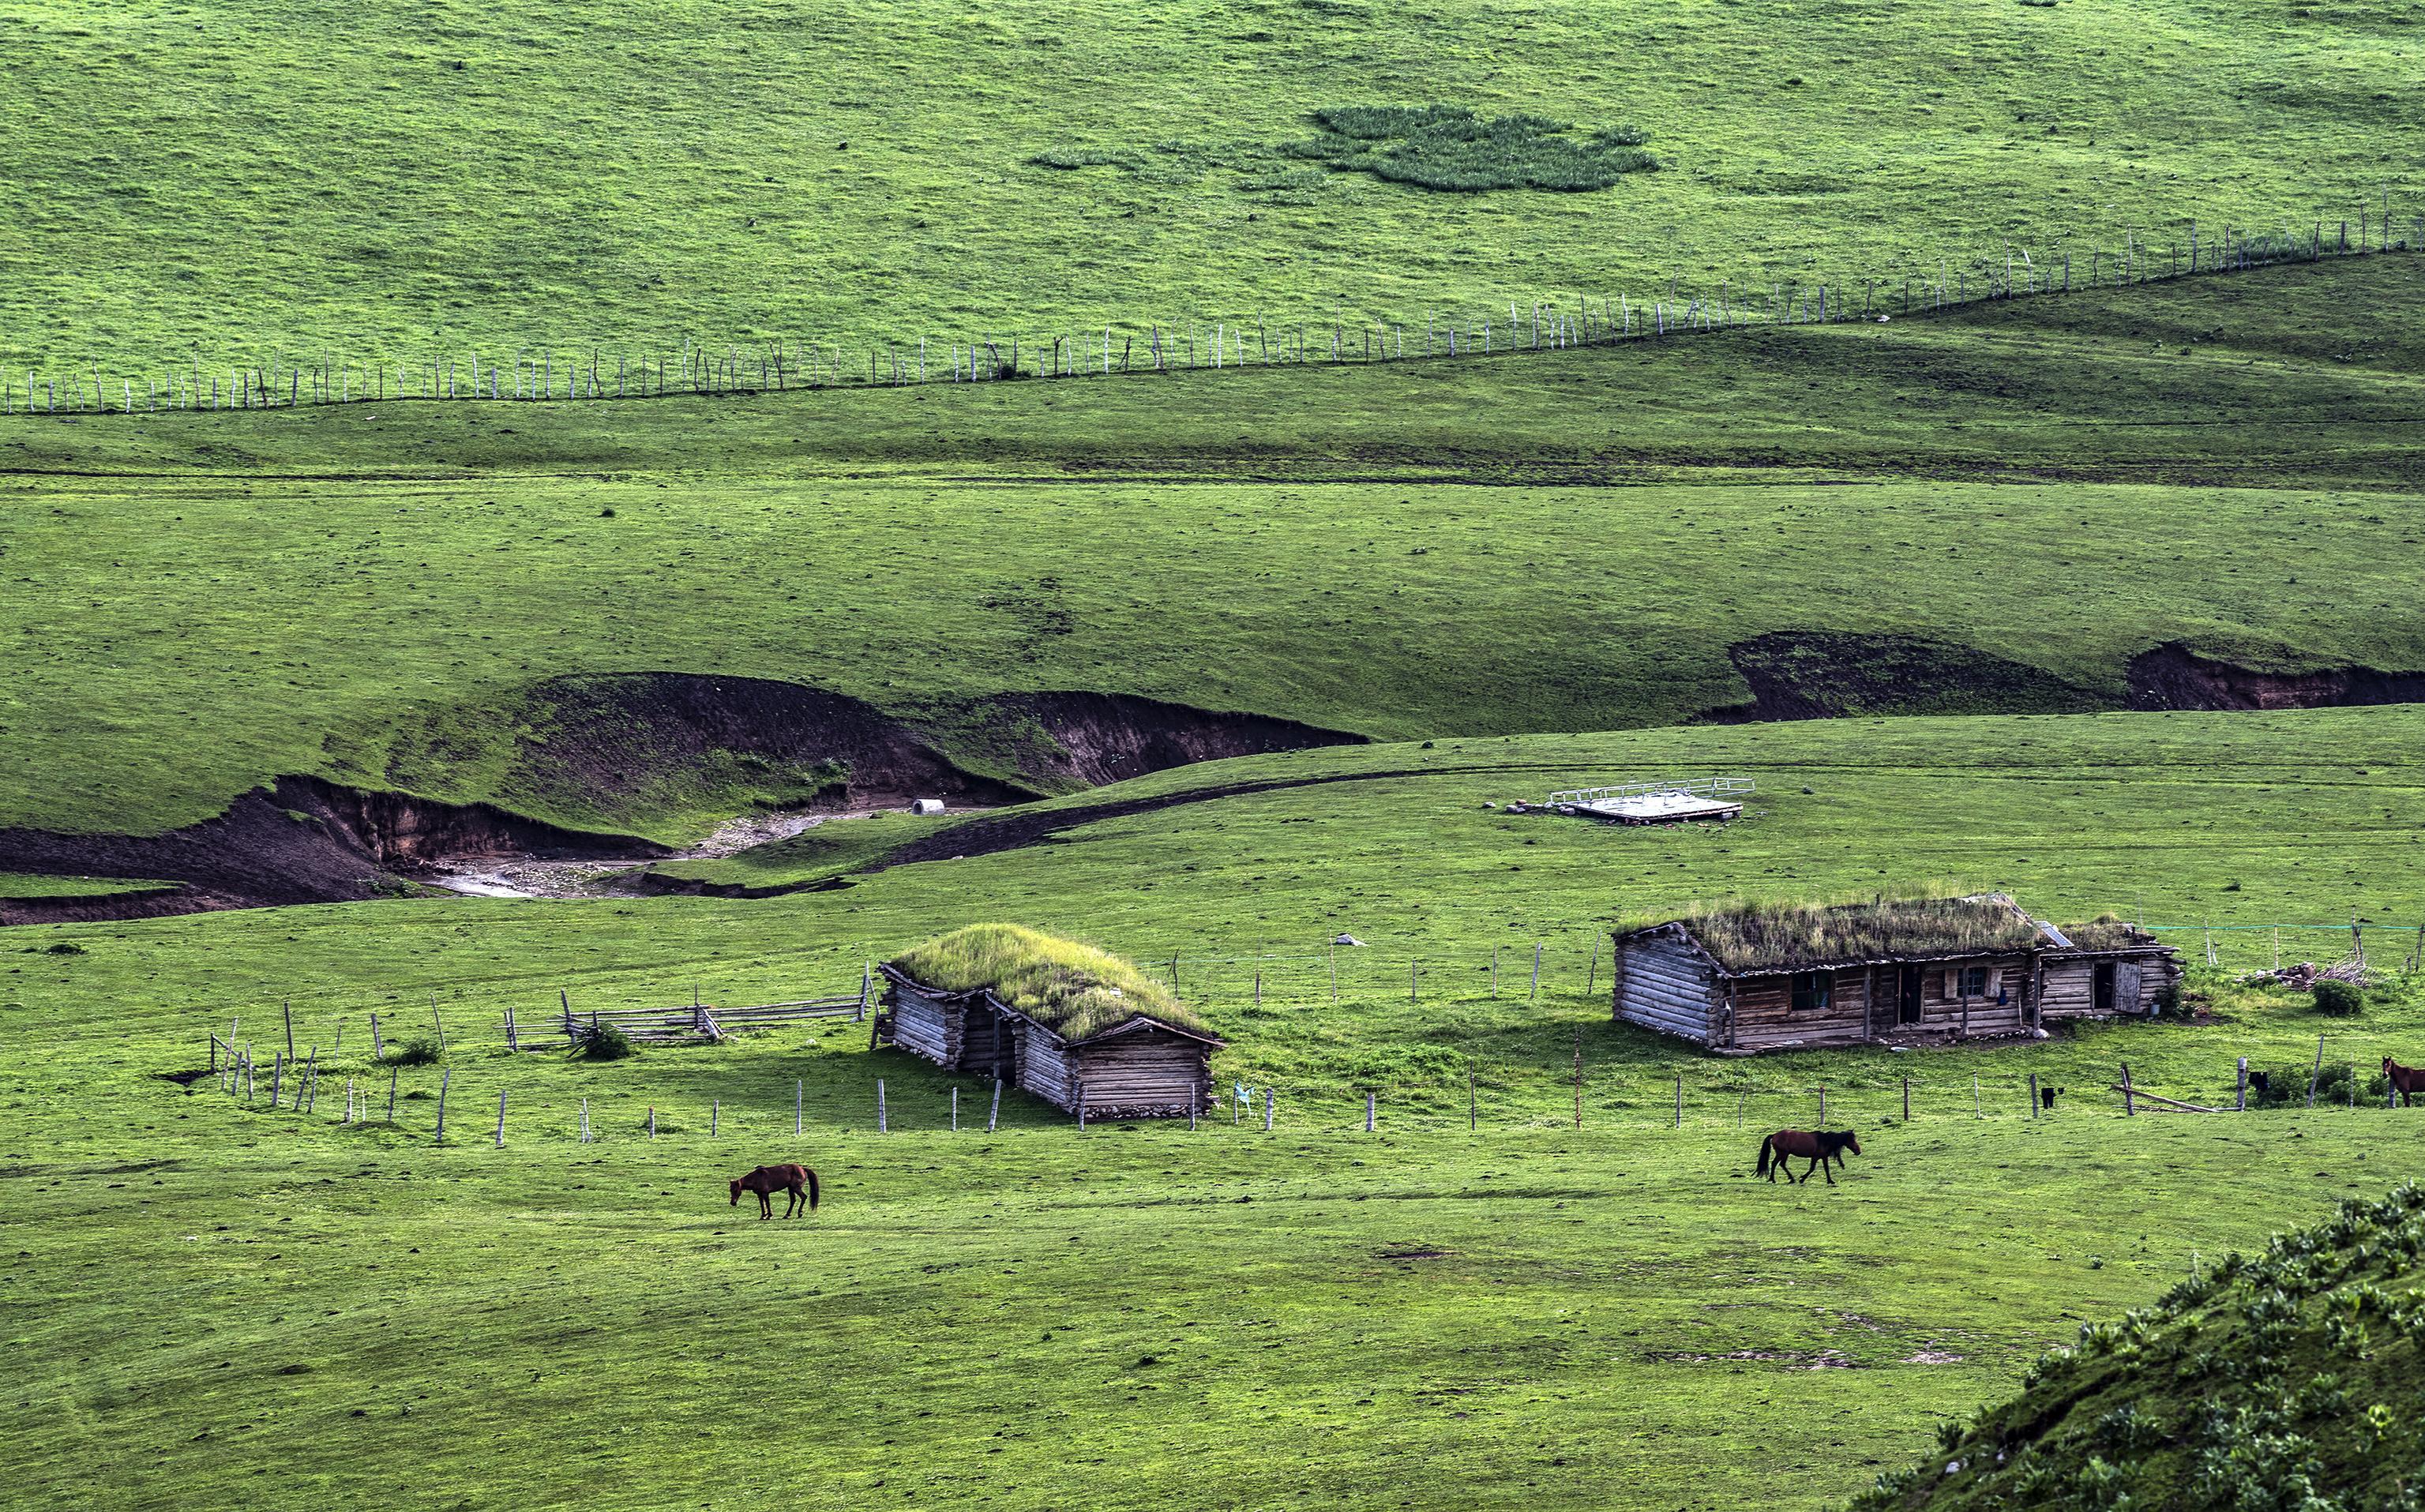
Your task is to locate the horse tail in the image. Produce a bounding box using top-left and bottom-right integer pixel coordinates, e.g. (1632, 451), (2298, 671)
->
(1755, 1136), (1773, 1176)
(805, 1168), (820, 1212)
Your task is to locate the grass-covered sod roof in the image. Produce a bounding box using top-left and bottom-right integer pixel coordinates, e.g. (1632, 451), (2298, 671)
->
(1624, 894), (2163, 974)
(887, 924), (1214, 1042)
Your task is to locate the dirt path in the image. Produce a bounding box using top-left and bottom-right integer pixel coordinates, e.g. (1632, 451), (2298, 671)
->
(426, 807), (926, 899)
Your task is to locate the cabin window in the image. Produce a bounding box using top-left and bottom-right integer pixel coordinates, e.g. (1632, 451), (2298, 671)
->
(1958, 965), (1990, 998)
(1789, 970), (1832, 1013)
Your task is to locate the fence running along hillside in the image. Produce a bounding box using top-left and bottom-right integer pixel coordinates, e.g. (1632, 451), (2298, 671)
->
(6, 198), (2419, 415)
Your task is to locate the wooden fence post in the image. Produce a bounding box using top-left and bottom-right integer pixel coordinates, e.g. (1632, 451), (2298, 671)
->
(796, 1080), (803, 1136)
(496, 1089), (508, 1146)
(435, 1067), (449, 1141)
(283, 998), (295, 1064)
(271, 1052), (284, 1107)
(952, 1086), (959, 1132)
(1078, 1083), (1087, 1130)
(2029, 1071), (2039, 1119)
(2121, 1063), (2137, 1116)
(370, 1012), (384, 1060)
(430, 992), (447, 1053)
(1532, 944), (1542, 1001)
(2237, 1057), (2248, 1112)
(1818, 1086), (1826, 1125)
(1587, 936), (1599, 996)
(580, 1097), (590, 1142)
(388, 1067), (397, 1122)
(711, 1098), (719, 1137)
(1263, 1086), (1274, 1131)
(1973, 1075), (1980, 1119)
(1572, 1029), (1582, 1129)
(989, 1078), (1002, 1133)
(877, 1079), (888, 1132)
(1674, 1075), (1683, 1128)
(648, 1106), (655, 1139)
(1366, 1090), (1376, 1132)
(1467, 1061), (1476, 1131)
(1901, 1076), (1910, 1121)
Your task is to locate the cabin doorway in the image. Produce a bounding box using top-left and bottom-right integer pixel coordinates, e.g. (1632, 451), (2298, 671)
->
(2093, 962), (2117, 1016)
(1897, 966), (1924, 1026)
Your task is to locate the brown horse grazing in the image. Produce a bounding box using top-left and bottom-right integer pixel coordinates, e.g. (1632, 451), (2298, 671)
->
(2385, 1057), (2425, 1108)
(1756, 1129), (1862, 1186)
(730, 1164), (820, 1219)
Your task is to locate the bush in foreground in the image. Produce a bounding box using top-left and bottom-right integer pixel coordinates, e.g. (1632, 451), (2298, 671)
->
(384, 1037), (442, 1067)
(571, 1022), (636, 1060)
(2313, 978), (2364, 1016)
(1853, 1182), (2425, 1510)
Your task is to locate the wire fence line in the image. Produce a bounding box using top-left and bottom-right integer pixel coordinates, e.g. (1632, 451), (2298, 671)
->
(111, 911), (2425, 1065)
(190, 1040), (2421, 1148)
(6, 198), (2418, 416)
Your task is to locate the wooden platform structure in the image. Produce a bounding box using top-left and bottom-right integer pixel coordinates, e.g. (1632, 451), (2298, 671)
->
(1547, 776), (1752, 825)
(1609, 893), (2181, 1054)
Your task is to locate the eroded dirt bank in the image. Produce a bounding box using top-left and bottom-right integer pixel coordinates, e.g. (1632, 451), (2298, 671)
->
(2, 680), (1361, 918)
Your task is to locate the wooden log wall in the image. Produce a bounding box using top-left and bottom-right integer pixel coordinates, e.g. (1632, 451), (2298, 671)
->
(1728, 966), (1874, 1051)
(1612, 936), (1714, 1043)
(886, 984), (963, 1067)
(1014, 1025), (1213, 1117)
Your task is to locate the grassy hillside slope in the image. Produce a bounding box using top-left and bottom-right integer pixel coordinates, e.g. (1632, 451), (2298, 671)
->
(9, 262), (2425, 839)
(1860, 1184), (2425, 1510)
(2, 0), (2417, 370)
(9, 257), (2425, 485)
(11, 708), (2425, 1510)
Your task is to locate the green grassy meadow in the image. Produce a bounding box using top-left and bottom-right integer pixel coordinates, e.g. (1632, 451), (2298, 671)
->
(2, 0), (2419, 371)
(13, 700), (2425, 1510)
(10, 15), (2425, 1501)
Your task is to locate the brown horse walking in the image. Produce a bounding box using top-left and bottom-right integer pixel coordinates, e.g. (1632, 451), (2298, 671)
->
(1756, 1129), (1862, 1186)
(2385, 1057), (2425, 1108)
(730, 1164), (820, 1219)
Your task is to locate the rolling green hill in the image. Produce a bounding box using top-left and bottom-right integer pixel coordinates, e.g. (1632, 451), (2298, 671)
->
(2, 0), (2419, 371)
(1860, 1183), (2425, 1510)
(7, 260), (2425, 841)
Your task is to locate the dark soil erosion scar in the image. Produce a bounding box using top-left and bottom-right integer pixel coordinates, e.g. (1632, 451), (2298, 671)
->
(1704, 632), (2106, 722)
(936, 690), (1365, 787)
(0, 775), (663, 917)
(0, 677), (1360, 918)
(2124, 642), (2425, 711)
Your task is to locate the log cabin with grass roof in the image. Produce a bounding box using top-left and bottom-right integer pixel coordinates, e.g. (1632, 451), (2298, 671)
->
(877, 925), (1223, 1119)
(1608, 893), (2179, 1053)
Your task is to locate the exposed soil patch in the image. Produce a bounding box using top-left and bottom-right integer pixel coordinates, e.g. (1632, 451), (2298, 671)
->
(2124, 642), (2425, 710)
(1704, 632), (2105, 722)
(942, 691), (1364, 787)
(6, 677), (1360, 920)
(0, 775), (663, 917)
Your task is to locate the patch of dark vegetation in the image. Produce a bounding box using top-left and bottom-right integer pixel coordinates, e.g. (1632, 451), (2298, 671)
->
(1283, 103), (1654, 192)
(0, 775), (662, 917)
(2125, 641), (2425, 711)
(156, 1067), (214, 1087)
(1704, 632), (2107, 722)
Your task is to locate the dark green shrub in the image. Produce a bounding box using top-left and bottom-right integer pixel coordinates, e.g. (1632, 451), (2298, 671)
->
(1288, 103), (1654, 193)
(385, 1036), (442, 1067)
(2313, 979), (2363, 1016)
(572, 1022), (636, 1061)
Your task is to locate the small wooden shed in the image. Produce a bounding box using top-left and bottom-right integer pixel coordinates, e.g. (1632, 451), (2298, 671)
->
(877, 925), (1223, 1119)
(1609, 894), (2179, 1053)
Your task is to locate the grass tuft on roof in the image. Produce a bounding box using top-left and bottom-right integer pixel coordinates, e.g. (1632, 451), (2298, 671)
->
(1620, 892), (2160, 974)
(888, 924), (1212, 1042)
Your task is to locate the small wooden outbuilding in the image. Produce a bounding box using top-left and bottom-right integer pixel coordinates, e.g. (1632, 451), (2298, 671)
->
(1609, 894), (2179, 1053)
(877, 925), (1223, 1119)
